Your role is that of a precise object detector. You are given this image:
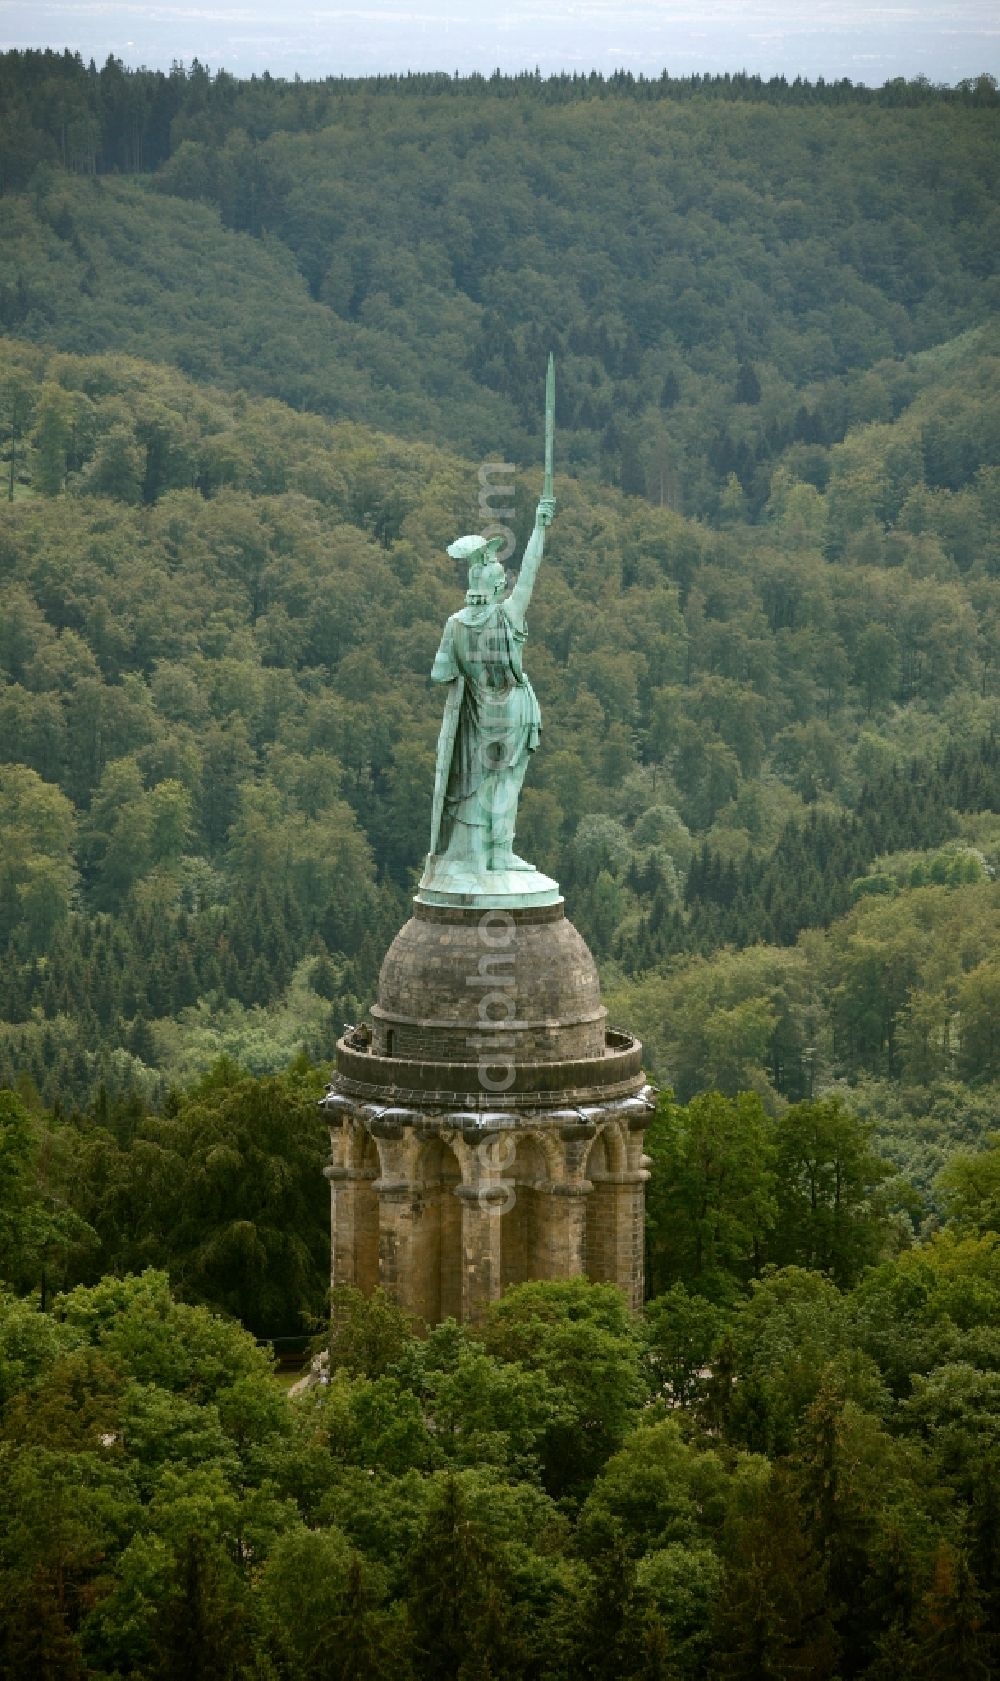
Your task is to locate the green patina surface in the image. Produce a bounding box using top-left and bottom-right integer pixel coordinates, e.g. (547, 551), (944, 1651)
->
(418, 357), (560, 911)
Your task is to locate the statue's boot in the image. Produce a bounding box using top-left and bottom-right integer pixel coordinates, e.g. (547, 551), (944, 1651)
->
(489, 828), (536, 871)
(493, 854), (536, 871)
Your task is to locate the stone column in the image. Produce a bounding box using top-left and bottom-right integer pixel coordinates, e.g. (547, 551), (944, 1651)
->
(324, 1164), (355, 1290)
(457, 1183), (505, 1323)
(541, 1181), (589, 1281)
(374, 1178), (419, 1315)
(602, 1171), (649, 1310)
(325, 1116), (362, 1291)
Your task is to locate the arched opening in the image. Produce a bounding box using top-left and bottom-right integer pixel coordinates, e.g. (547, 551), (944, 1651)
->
(412, 1137), (463, 1326)
(354, 1127), (380, 1294)
(584, 1129), (618, 1284)
(501, 1135), (551, 1289)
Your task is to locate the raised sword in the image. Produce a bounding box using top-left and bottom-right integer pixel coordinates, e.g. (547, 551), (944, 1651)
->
(544, 351), (555, 501)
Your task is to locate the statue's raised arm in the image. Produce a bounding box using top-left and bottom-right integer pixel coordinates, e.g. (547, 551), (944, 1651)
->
(507, 494), (555, 632)
(508, 351), (556, 631)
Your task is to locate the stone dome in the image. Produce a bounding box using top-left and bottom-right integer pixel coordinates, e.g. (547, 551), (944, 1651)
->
(370, 900), (606, 1064)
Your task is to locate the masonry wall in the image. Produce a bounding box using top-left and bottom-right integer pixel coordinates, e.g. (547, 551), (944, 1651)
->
(327, 1105), (652, 1324)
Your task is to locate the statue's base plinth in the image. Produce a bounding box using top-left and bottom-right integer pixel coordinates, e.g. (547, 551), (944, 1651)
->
(416, 856), (562, 910)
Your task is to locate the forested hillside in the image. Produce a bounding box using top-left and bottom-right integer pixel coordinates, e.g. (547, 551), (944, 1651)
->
(1, 54), (998, 516)
(0, 323), (997, 1124)
(0, 55), (997, 1203)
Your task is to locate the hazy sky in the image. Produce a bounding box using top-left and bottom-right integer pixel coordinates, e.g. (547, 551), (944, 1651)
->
(1, 0), (996, 86)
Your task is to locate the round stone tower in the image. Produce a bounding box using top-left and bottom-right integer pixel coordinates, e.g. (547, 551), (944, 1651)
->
(321, 889), (654, 1325)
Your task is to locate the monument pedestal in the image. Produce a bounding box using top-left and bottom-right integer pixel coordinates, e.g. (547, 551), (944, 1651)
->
(322, 890), (654, 1322)
(417, 854), (562, 910)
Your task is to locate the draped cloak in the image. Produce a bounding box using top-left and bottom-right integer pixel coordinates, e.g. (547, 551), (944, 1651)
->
(430, 599), (541, 838)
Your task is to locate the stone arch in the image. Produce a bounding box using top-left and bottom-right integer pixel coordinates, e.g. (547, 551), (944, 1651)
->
(501, 1133), (553, 1289)
(411, 1135), (463, 1326)
(353, 1125), (381, 1295)
(584, 1128), (619, 1285)
(594, 1118), (626, 1174)
(520, 1125), (564, 1181)
(437, 1126), (476, 1186)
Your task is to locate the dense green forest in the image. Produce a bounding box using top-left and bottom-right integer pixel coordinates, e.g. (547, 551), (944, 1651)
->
(1, 53), (999, 1679)
(9, 1204), (1000, 1675)
(2, 53), (998, 513)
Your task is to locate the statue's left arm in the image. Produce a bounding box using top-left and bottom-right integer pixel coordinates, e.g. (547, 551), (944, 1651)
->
(431, 616), (460, 683)
(507, 496), (556, 632)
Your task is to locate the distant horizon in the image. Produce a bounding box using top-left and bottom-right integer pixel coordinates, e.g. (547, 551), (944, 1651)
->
(2, 1), (997, 89)
(2, 55), (996, 91)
